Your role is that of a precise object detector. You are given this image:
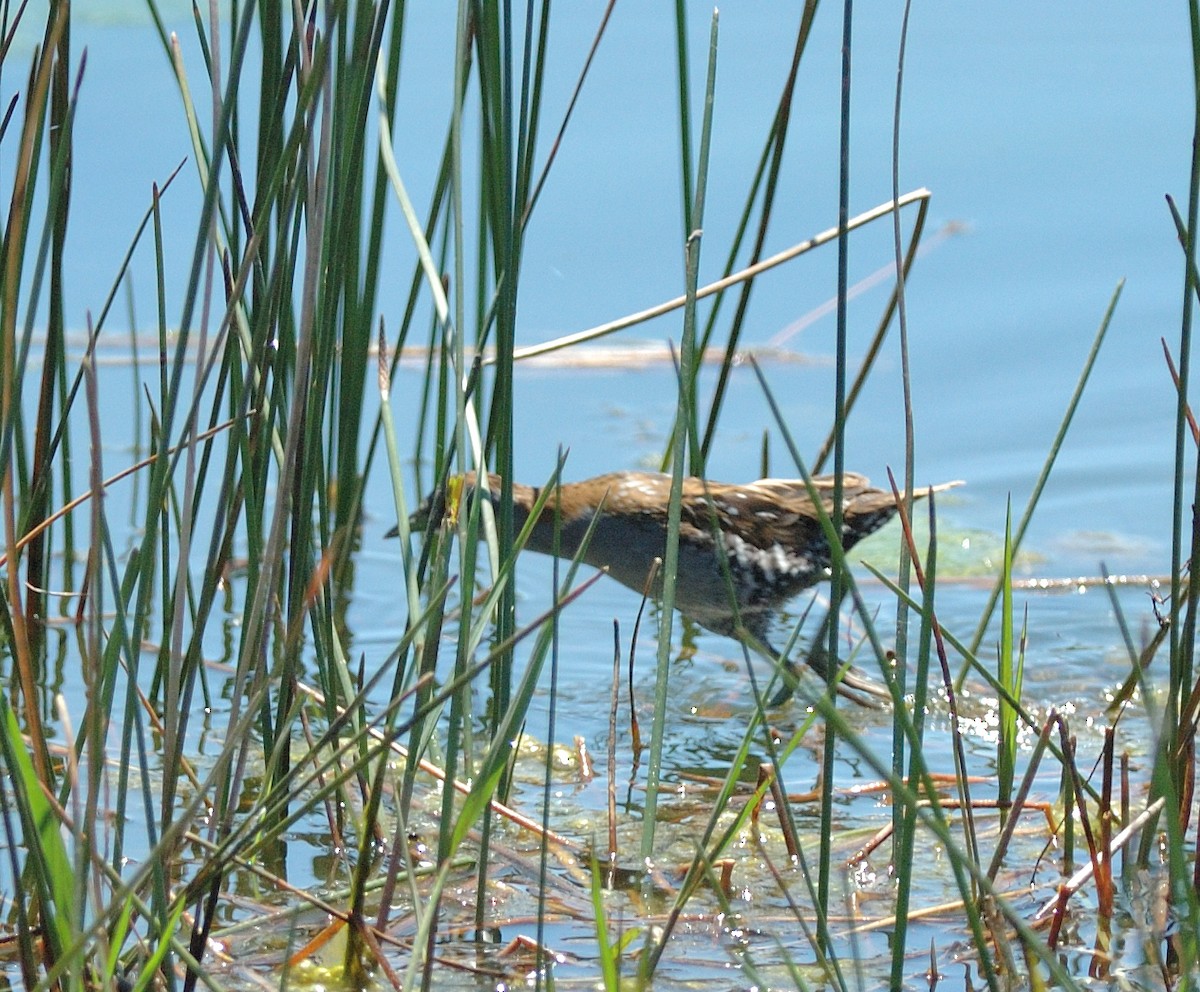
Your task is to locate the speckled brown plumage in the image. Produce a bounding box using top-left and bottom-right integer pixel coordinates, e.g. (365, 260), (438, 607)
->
(412, 470), (960, 702)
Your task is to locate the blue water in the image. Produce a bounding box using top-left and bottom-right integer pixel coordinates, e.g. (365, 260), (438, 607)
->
(8, 2), (1194, 987)
(43, 2), (1185, 568)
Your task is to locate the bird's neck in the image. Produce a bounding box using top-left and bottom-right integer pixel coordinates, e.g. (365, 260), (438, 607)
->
(468, 473), (596, 558)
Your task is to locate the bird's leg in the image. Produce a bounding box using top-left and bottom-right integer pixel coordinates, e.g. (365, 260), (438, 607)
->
(766, 605), (830, 706)
(766, 605), (890, 708)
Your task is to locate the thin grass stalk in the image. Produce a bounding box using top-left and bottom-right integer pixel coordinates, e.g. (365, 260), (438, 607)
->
(671, 0), (693, 228)
(962, 283), (1121, 670)
(417, 9), (487, 969)
(278, 0), (398, 832)
(759, 632), (1079, 985)
(1131, 659), (1200, 965)
(534, 468), (563, 990)
(322, 3), (390, 539)
(344, 686), (417, 976)
(510, 189), (931, 366)
(108, 199), (172, 935)
(252, 1), (284, 276)
(429, 578), (475, 989)
(817, 0), (855, 942)
(0, 16), (56, 495)
(1100, 561), (1142, 675)
(378, 328), (424, 671)
(876, 493), (986, 949)
(756, 850), (828, 992)
(475, 0), (552, 935)
(0, 0), (68, 796)
(398, 530), (449, 822)
(181, 12), (335, 978)
(889, 494), (937, 991)
(446, 11), (471, 852)
(0, 713), (36, 988)
(436, 480), (493, 829)
(360, 4), (406, 346)
(889, 0), (917, 879)
(888, 487), (976, 852)
(155, 6), (258, 425)
(996, 503), (1019, 820)
(696, 2), (818, 467)
(477, 0), (541, 727)
(1059, 731), (1079, 897)
(164, 50), (222, 790)
(755, 362), (1003, 989)
(1055, 719), (1117, 924)
(1172, 0), (1200, 793)
(1167, 74), (1200, 945)
(80, 351), (106, 969)
(284, 7), (338, 756)
(282, 0), (354, 842)
(165, 345), (257, 731)
(810, 193), (931, 476)
(646, 700), (846, 985)
(53, 614), (437, 988)
(374, 51), (465, 519)
(987, 712), (1055, 884)
(1143, 4), (1200, 922)
(23, 6), (71, 645)
(638, 8), (717, 866)
(406, 549), (601, 990)
(522, 1), (614, 223)
(14, 52), (80, 487)
(124, 3), (266, 870)
(590, 854), (630, 989)
(869, 563), (1099, 817)
(1099, 730), (1116, 924)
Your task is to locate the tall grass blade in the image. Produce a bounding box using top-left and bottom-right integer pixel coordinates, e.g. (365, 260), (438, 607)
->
(817, 0), (856, 945)
(696, 4), (818, 465)
(639, 7), (717, 866)
(0, 694), (74, 967)
(997, 501), (1022, 820)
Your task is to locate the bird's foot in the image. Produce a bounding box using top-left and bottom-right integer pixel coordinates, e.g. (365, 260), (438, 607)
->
(768, 650), (891, 709)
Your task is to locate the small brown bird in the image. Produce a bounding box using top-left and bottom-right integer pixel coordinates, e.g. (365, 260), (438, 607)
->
(410, 471), (960, 703)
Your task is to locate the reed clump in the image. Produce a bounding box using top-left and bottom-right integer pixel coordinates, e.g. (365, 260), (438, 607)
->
(0, 3), (1190, 991)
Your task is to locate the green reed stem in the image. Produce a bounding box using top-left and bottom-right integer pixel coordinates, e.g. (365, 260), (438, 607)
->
(817, 0), (855, 948)
(696, 4), (818, 467)
(996, 503), (1025, 825)
(888, 496), (937, 991)
(639, 7), (717, 868)
(888, 0), (916, 868)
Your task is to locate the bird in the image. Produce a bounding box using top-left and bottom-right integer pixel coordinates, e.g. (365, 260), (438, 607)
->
(408, 470), (961, 704)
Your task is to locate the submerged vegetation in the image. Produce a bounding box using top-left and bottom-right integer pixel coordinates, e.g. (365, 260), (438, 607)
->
(0, 1), (1196, 990)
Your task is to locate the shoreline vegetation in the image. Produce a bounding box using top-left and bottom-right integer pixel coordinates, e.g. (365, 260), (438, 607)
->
(0, 3), (1194, 990)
